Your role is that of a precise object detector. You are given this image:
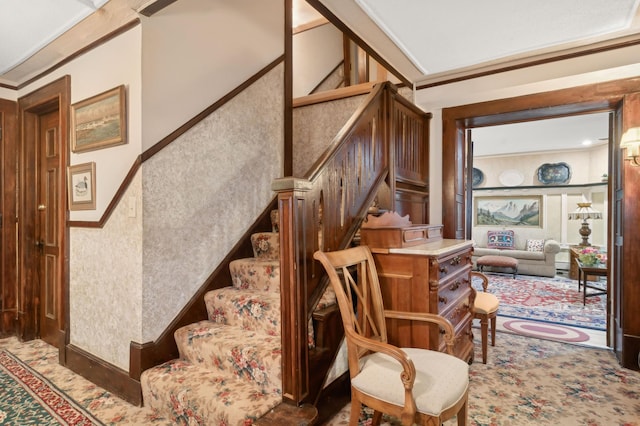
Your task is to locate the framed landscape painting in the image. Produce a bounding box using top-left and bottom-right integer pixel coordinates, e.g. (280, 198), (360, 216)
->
(475, 196), (542, 227)
(71, 85), (126, 153)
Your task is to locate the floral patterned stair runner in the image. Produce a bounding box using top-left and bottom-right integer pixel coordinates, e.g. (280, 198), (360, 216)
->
(141, 227), (336, 425)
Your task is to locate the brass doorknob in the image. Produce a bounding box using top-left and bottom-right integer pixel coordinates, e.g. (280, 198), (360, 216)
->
(38, 204), (46, 210)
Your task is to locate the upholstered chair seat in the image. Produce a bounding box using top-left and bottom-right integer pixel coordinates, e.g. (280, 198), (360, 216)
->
(471, 271), (499, 364)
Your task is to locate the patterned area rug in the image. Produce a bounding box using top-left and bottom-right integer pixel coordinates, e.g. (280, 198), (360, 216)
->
(0, 350), (103, 425)
(475, 273), (606, 330)
(326, 332), (640, 425)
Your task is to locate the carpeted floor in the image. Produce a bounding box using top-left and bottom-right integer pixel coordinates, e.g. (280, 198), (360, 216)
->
(0, 337), (171, 425)
(474, 272), (606, 330)
(325, 331), (640, 426)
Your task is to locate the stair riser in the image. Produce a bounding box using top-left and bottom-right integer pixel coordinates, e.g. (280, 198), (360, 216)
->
(141, 359), (281, 425)
(204, 288), (280, 336)
(229, 258), (280, 292)
(175, 321), (281, 390)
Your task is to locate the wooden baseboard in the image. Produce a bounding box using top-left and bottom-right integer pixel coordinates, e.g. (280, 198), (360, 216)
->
(65, 343), (142, 406)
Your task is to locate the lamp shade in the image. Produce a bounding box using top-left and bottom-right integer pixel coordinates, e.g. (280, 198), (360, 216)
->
(568, 202), (602, 221)
(621, 127), (640, 157)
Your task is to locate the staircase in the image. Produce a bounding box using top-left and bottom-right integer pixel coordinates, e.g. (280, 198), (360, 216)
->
(141, 214), (337, 424)
(141, 224), (285, 424)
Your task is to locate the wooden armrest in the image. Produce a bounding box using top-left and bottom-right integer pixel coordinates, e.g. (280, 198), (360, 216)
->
(346, 328), (416, 388)
(384, 310), (456, 354)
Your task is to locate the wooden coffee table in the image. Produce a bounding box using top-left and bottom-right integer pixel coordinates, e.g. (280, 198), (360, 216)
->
(575, 259), (607, 306)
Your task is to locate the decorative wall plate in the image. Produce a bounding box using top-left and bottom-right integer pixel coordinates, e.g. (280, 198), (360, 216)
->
(537, 162), (571, 185)
(498, 169), (524, 187)
(472, 168), (484, 187)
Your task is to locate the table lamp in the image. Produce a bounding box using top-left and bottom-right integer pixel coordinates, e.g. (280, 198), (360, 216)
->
(568, 202), (602, 246)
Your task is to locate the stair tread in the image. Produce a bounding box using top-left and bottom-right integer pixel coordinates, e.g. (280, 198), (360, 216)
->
(142, 359), (282, 425)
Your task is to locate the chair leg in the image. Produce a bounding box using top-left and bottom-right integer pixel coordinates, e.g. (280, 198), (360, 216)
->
(349, 400), (362, 426)
(490, 313), (497, 346)
(371, 410), (383, 425)
(480, 315), (488, 364)
(457, 397), (468, 426)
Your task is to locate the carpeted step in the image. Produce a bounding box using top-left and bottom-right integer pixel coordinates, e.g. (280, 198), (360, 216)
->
(251, 232), (280, 261)
(141, 358), (281, 425)
(174, 320), (281, 390)
(229, 258), (280, 292)
(204, 287), (280, 336)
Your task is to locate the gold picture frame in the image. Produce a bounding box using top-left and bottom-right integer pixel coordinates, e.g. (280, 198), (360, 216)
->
(67, 162), (96, 210)
(71, 85), (126, 153)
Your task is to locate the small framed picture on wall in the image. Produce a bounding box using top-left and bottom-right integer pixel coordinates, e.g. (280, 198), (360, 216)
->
(67, 162), (96, 210)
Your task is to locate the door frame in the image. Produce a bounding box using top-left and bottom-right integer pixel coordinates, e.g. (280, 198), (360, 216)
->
(17, 76), (70, 362)
(442, 75), (640, 365)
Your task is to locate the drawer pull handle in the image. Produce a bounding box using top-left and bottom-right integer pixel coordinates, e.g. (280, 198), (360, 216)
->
(450, 256), (461, 265)
(440, 266), (448, 274)
(450, 281), (460, 291)
(439, 296), (448, 304)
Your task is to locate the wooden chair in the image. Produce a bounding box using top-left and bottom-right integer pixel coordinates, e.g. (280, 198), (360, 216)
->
(471, 271), (499, 364)
(314, 246), (469, 426)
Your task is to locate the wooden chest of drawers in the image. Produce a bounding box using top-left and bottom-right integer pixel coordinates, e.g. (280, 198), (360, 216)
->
(368, 239), (475, 363)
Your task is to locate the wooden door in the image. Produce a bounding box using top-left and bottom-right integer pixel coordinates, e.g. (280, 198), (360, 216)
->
(36, 110), (63, 347)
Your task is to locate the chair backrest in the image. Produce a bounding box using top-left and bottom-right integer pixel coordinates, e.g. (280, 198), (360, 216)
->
(314, 246), (389, 367)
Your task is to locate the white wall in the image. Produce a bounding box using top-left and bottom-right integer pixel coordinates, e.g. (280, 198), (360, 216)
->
(415, 44), (640, 225)
(140, 0), (284, 150)
(293, 23), (343, 97)
(20, 26), (143, 224)
(15, 27), (144, 370)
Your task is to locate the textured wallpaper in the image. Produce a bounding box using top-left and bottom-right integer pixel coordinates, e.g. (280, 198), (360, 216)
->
(140, 64), (284, 342)
(293, 94), (366, 177)
(69, 171), (143, 371)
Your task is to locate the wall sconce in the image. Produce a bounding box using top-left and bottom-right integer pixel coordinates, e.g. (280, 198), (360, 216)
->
(620, 127), (640, 166)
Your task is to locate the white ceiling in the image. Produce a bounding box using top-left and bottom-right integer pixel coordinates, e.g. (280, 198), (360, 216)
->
(0, 0), (108, 75)
(472, 112), (610, 157)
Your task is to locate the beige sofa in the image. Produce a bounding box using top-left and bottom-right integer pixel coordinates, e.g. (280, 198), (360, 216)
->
(472, 238), (561, 278)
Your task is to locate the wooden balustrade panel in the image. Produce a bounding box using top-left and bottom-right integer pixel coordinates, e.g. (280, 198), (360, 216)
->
(304, 97), (388, 303)
(392, 96), (430, 187)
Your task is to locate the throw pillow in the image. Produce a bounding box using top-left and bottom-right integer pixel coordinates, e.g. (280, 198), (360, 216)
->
(526, 239), (545, 252)
(486, 230), (515, 249)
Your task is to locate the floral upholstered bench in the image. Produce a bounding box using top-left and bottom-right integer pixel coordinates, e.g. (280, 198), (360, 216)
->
(476, 255), (518, 278)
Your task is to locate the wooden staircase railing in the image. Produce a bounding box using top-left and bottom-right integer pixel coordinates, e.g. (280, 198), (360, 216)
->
(273, 81), (432, 405)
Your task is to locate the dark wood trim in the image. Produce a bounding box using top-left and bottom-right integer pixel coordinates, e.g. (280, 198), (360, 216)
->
(441, 75), (640, 370)
(138, 0), (179, 17)
(68, 57), (284, 229)
(0, 99), (18, 336)
(306, 0), (411, 88)
(293, 82), (375, 108)
(129, 198), (278, 381)
(442, 77), (640, 240)
(418, 36), (640, 90)
(66, 343), (142, 405)
(14, 20), (140, 91)
(67, 157), (141, 228)
(17, 75), (71, 357)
